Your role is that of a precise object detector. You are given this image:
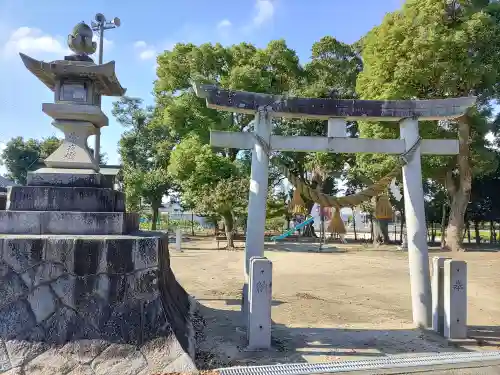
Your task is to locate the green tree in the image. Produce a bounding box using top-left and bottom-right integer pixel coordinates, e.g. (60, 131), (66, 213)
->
(154, 41), (307, 241)
(356, 0), (500, 251)
(168, 135), (247, 247)
(123, 168), (172, 230)
(0, 136), (61, 184)
(113, 96), (174, 229)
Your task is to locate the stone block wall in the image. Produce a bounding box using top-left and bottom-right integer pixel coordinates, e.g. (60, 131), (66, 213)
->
(0, 233), (195, 374)
(0, 211), (139, 235)
(7, 186), (125, 212)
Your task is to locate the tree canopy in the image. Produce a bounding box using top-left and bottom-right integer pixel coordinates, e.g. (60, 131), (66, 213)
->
(113, 96), (174, 229)
(1, 136), (60, 184)
(355, 0), (500, 250)
(108, 0), (500, 250)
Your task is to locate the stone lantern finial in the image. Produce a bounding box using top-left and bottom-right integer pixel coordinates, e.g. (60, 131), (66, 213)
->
(66, 22), (97, 62)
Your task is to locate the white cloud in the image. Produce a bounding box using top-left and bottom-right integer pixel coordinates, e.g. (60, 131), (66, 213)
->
(139, 49), (156, 60)
(240, 0), (276, 35)
(2, 26), (70, 57)
(252, 0), (275, 27)
(217, 19), (232, 29)
(133, 40), (156, 60)
(133, 40), (147, 49)
(1, 26), (113, 60)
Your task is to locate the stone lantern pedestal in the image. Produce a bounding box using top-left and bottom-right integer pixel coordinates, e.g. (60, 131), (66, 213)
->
(0, 24), (196, 375)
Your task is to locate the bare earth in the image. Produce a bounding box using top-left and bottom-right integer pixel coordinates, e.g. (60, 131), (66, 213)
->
(169, 236), (500, 369)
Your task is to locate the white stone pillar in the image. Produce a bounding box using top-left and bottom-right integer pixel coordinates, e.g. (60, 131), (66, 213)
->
(400, 117), (432, 328)
(247, 256), (272, 350)
(444, 260), (467, 339)
(327, 118), (346, 138)
(243, 109), (272, 315)
(175, 228), (182, 252)
(432, 256), (451, 335)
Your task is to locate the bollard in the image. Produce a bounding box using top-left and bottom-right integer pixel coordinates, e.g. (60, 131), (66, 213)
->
(247, 256), (272, 350)
(175, 228), (182, 252)
(431, 256), (451, 335)
(444, 260), (467, 339)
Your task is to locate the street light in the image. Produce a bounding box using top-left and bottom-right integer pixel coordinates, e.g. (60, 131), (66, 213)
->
(90, 13), (121, 165)
(91, 13), (120, 65)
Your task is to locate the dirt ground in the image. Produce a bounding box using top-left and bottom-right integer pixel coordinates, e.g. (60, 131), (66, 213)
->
(169, 236), (500, 369)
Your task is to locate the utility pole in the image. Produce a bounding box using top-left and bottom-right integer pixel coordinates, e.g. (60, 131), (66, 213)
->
(91, 13), (121, 166)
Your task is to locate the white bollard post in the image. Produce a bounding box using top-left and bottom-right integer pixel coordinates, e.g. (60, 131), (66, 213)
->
(243, 109), (272, 318)
(247, 256), (272, 350)
(175, 228), (182, 252)
(444, 260), (467, 339)
(400, 118), (432, 328)
(432, 256), (451, 335)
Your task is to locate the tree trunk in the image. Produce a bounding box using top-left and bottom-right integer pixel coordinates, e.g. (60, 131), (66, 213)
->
(394, 220), (398, 242)
(211, 217), (219, 235)
(369, 215), (374, 242)
(440, 201), (447, 249)
(474, 220), (480, 244)
(301, 200), (317, 237)
(352, 207), (358, 241)
(191, 212), (195, 236)
(444, 117), (472, 252)
(151, 205), (159, 231)
(431, 222), (436, 244)
(222, 212), (235, 248)
(400, 215), (404, 243)
(466, 221), (471, 244)
(373, 218), (390, 244)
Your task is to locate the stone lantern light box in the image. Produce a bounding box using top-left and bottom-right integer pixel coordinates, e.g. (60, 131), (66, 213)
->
(18, 21), (126, 188)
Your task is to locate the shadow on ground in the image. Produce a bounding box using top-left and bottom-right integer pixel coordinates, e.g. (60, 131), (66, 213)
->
(194, 302), (469, 369)
(197, 298), (286, 307)
(265, 242), (347, 253)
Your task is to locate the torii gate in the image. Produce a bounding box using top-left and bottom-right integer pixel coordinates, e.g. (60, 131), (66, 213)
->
(194, 83), (475, 329)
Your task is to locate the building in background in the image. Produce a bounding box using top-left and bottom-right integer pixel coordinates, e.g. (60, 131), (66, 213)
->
(159, 198), (208, 227)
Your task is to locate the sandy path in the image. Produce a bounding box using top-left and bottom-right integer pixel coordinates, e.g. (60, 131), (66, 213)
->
(170, 238), (500, 367)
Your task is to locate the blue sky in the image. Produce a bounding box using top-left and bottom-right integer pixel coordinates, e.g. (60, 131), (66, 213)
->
(0, 0), (404, 175)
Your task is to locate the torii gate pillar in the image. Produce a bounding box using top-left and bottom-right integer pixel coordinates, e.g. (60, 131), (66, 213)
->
(400, 118), (432, 327)
(242, 109), (272, 314)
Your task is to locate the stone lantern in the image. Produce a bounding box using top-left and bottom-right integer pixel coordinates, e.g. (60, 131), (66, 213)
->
(19, 21), (126, 187)
(0, 22), (197, 374)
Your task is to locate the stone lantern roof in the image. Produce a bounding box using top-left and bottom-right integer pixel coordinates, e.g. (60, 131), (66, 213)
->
(19, 53), (126, 97)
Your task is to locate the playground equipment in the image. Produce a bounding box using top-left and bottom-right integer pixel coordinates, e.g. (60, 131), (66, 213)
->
(194, 81), (475, 347)
(270, 216), (314, 241)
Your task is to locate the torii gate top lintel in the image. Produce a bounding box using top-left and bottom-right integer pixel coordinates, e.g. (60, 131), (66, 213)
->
(193, 82), (476, 122)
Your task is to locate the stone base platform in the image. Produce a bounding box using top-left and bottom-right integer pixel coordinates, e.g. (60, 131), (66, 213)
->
(27, 169), (109, 188)
(6, 186), (125, 212)
(0, 233), (196, 374)
(0, 211), (138, 235)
